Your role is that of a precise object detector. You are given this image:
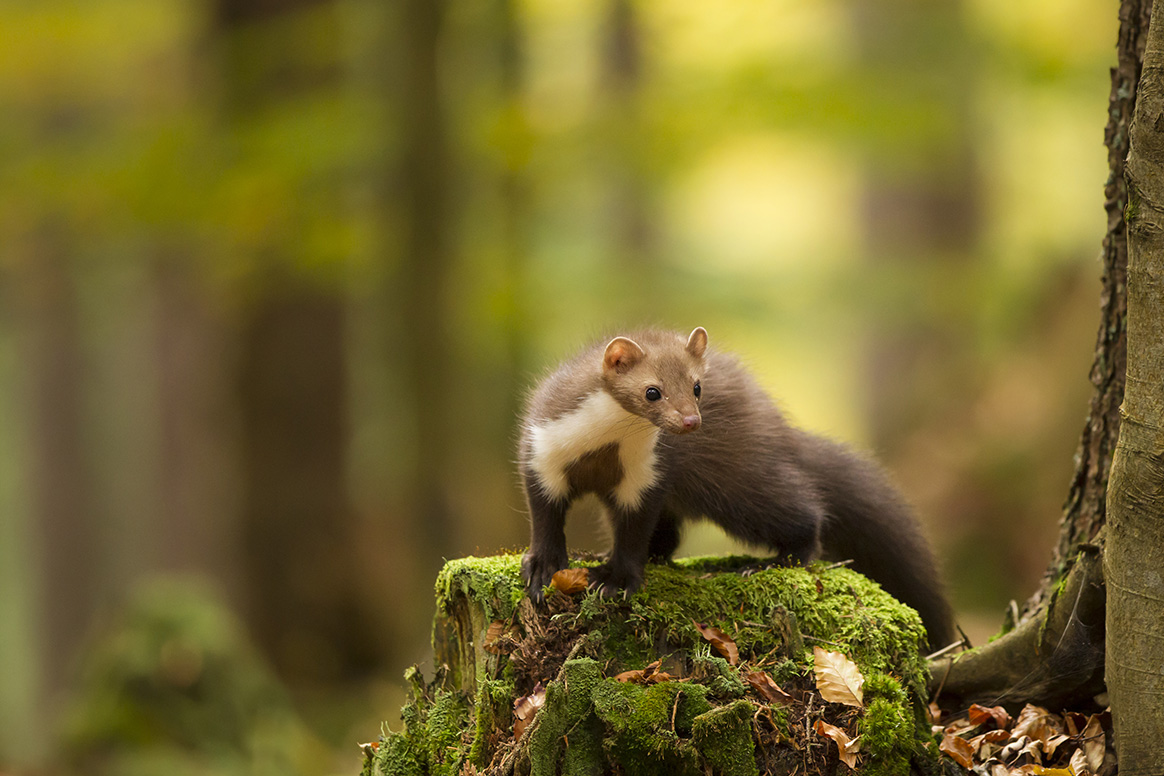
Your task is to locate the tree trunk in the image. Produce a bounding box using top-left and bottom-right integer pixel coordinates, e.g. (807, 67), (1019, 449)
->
(213, 0), (381, 683)
(1106, 2), (1164, 766)
(394, 0), (457, 574)
(20, 222), (101, 719)
(933, 0), (1150, 710)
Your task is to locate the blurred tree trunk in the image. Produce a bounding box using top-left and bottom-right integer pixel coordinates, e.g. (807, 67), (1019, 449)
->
(852, 0), (979, 455)
(601, 0), (653, 274)
(1106, 0), (1164, 764)
(151, 257), (237, 585)
(496, 0), (533, 427)
(393, 0), (456, 577)
(19, 223), (101, 713)
(213, 0), (382, 683)
(933, 0), (1149, 710)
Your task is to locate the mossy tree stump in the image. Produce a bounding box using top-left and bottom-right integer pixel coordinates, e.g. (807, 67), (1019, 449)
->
(363, 555), (943, 775)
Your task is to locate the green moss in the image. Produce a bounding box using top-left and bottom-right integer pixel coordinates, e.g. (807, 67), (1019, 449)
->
(526, 659), (605, 776)
(858, 674), (915, 776)
(379, 555), (937, 776)
(468, 676), (513, 767)
(591, 680), (710, 776)
(369, 670), (471, 776)
(434, 554), (526, 622)
(767, 704), (792, 739)
(767, 659), (802, 686)
(365, 733), (423, 776)
(690, 655), (746, 699)
(691, 700), (758, 776)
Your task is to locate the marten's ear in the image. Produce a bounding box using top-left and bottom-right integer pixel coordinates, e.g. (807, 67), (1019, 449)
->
(603, 336), (646, 374)
(686, 327), (708, 359)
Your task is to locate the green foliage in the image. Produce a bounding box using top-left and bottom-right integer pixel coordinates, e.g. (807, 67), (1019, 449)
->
(59, 578), (315, 776)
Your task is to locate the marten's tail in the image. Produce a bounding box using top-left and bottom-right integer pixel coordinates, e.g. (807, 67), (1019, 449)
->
(799, 433), (956, 651)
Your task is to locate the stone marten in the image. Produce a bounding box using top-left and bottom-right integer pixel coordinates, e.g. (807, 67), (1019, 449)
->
(518, 327), (955, 649)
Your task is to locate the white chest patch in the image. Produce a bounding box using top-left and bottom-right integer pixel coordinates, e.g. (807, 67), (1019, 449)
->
(527, 391), (661, 511)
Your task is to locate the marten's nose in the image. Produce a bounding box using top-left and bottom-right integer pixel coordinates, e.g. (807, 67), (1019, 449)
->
(682, 414), (701, 431)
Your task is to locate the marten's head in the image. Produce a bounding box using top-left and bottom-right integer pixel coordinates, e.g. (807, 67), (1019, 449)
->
(601, 327), (707, 434)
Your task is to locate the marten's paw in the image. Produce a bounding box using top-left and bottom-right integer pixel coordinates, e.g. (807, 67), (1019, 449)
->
(521, 549), (567, 603)
(588, 562), (643, 599)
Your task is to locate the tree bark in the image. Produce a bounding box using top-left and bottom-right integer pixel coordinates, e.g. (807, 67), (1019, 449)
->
(1106, 1), (1164, 766)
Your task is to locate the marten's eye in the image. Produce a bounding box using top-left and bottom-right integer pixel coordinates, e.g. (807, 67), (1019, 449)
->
(693, 382), (701, 399)
(645, 387), (662, 402)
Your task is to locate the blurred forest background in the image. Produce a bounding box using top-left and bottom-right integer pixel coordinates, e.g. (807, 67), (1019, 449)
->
(0, 0), (1117, 773)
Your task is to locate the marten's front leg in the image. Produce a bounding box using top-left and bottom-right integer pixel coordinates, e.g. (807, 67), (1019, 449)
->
(521, 476), (570, 603)
(590, 492), (665, 597)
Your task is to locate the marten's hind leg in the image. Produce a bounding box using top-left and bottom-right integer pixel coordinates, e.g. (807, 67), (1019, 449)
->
(647, 509), (682, 561)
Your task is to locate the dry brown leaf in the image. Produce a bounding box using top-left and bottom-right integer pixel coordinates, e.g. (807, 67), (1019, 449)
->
(1069, 749), (1091, 776)
(614, 659), (675, 685)
(1063, 712), (1087, 737)
(513, 682), (546, 740)
(812, 646), (864, 708)
(939, 731), (974, 768)
(1000, 735), (1045, 767)
(814, 720), (860, 769)
(550, 567), (589, 595)
(968, 728), (1011, 759)
(927, 702), (943, 725)
(1011, 704), (1061, 744)
(1042, 733), (1070, 759)
(968, 703), (1012, 730)
(1080, 714), (1104, 772)
(483, 621), (505, 654)
(693, 620), (739, 665)
(743, 671), (793, 704)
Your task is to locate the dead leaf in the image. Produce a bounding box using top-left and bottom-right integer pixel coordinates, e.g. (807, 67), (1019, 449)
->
(1063, 712), (1087, 737)
(814, 720), (860, 769)
(968, 728), (1011, 759)
(693, 620), (739, 665)
(513, 682), (546, 740)
(483, 621), (515, 655)
(812, 647), (864, 708)
(927, 702), (943, 725)
(1069, 749), (1091, 776)
(744, 671), (793, 704)
(1011, 704), (1061, 744)
(1000, 735), (1044, 767)
(939, 731), (974, 768)
(1080, 714), (1104, 772)
(613, 659), (675, 685)
(1042, 733), (1070, 759)
(1027, 767), (1074, 776)
(968, 703), (1011, 730)
(550, 568), (589, 595)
